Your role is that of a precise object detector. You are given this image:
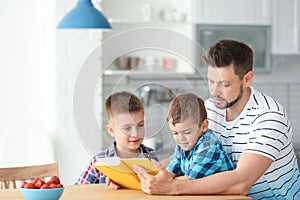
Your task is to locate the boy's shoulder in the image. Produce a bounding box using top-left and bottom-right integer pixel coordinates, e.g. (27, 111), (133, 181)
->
(196, 129), (222, 146)
(95, 142), (116, 158)
(140, 144), (159, 161)
(140, 143), (155, 153)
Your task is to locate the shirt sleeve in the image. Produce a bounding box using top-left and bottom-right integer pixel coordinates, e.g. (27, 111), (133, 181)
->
(166, 146), (182, 176)
(141, 145), (159, 161)
(185, 140), (230, 179)
(74, 156), (106, 184)
(244, 109), (291, 160)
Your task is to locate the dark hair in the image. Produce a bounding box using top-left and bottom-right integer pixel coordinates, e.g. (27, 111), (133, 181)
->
(204, 39), (253, 79)
(105, 91), (144, 120)
(166, 93), (207, 127)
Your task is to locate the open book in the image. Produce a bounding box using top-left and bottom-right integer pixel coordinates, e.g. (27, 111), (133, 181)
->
(93, 157), (158, 190)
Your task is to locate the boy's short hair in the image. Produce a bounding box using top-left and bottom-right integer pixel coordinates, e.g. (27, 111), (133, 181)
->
(167, 93), (207, 127)
(105, 91), (144, 120)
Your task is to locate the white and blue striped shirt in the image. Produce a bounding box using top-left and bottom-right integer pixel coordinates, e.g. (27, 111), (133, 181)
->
(205, 87), (300, 200)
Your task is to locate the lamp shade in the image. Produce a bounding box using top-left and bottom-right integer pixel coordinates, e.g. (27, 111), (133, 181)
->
(57, 0), (111, 29)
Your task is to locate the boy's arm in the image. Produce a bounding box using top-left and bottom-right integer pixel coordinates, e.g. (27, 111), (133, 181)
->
(75, 156), (100, 184)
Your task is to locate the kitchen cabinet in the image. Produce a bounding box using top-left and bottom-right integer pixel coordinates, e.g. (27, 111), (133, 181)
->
(100, 0), (197, 74)
(195, 0), (271, 25)
(100, 0), (194, 39)
(101, 0), (192, 24)
(272, 0), (300, 54)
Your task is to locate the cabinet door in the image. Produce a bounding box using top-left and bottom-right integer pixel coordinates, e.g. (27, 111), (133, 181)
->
(195, 0), (271, 25)
(272, 0), (300, 54)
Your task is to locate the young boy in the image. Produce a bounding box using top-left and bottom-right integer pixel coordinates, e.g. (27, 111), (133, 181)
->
(75, 91), (158, 185)
(166, 93), (234, 179)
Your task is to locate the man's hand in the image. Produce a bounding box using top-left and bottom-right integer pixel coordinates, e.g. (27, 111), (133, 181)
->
(134, 164), (176, 194)
(106, 177), (120, 190)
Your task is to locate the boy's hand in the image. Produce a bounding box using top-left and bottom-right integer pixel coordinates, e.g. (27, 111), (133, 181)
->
(106, 177), (120, 190)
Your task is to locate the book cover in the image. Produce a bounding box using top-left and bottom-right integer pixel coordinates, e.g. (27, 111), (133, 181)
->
(93, 157), (158, 190)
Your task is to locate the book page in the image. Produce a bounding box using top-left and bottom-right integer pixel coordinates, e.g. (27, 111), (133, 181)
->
(93, 157), (158, 190)
(121, 158), (158, 175)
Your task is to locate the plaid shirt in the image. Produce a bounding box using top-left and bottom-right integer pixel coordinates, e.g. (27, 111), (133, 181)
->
(167, 129), (234, 179)
(75, 141), (158, 184)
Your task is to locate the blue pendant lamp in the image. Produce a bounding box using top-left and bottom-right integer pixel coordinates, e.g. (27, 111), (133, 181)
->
(58, 0), (111, 29)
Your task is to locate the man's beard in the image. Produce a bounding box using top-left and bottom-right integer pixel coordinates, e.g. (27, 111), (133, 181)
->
(214, 84), (244, 109)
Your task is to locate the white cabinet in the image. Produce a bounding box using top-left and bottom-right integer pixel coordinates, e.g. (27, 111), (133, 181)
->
(100, 0), (196, 74)
(195, 0), (271, 25)
(101, 0), (192, 24)
(272, 0), (300, 54)
(100, 0), (195, 45)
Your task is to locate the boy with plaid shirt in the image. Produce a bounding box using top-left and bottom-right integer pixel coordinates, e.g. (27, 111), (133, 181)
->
(166, 93), (233, 179)
(75, 91), (158, 186)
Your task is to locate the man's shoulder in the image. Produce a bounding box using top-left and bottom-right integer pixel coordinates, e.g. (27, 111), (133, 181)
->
(204, 98), (214, 107)
(250, 87), (285, 113)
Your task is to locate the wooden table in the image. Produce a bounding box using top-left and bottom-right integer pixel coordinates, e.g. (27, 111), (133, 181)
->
(0, 184), (253, 200)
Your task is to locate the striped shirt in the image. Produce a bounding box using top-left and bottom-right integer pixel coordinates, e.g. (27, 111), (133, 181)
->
(75, 141), (158, 184)
(167, 129), (234, 179)
(205, 87), (300, 200)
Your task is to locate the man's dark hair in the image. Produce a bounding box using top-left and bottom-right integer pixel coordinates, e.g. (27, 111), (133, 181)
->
(204, 39), (253, 79)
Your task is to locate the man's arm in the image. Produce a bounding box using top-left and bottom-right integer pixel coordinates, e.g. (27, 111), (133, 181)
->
(135, 152), (272, 195)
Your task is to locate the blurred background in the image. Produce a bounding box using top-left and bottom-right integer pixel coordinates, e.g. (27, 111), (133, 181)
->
(1, 0), (300, 185)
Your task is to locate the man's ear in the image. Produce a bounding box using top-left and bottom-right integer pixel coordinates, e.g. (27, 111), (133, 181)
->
(244, 71), (254, 87)
(201, 119), (209, 133)
(106, 124), (115, 137)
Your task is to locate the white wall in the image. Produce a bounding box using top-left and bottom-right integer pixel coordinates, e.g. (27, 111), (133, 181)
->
(0, 0), (91, 185)
(0, 0), (102, 185)
(0, 0), (57, 166)
(56, 0), (104, 184)
(0, 1), (55, 132)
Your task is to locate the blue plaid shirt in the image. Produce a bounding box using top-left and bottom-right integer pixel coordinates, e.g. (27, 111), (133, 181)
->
(75, 141), (158, 184)
(167, 129), (234, 179)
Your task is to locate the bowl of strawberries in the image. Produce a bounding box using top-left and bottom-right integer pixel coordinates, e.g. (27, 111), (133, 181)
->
(20, 176), (64, 200)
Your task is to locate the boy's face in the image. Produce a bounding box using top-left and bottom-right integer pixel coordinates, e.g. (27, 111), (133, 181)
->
(168, 117), (207, 152)
(107, 111), (145, 154)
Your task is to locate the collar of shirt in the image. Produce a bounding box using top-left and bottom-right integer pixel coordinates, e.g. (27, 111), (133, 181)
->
(105, 141), (144, 158)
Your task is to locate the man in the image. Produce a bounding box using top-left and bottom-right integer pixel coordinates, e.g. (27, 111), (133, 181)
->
(134, 39), (300, 199)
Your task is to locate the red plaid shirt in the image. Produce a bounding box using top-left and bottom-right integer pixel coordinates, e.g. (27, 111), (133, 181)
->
(75, 141), (158, 184)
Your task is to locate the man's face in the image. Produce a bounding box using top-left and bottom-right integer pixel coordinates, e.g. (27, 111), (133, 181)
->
(207, 64), (244, 109)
